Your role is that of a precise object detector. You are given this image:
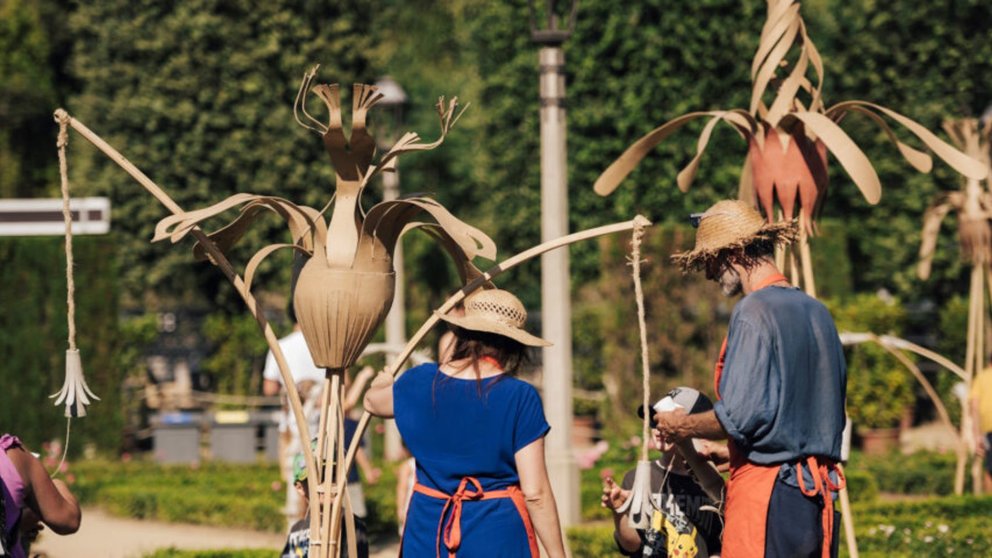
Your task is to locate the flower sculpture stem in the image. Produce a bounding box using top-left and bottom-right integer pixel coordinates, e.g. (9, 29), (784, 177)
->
(918, 118), (992, 495)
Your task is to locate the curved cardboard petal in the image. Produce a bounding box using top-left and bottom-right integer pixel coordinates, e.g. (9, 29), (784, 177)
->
(788, 111), (882, 205)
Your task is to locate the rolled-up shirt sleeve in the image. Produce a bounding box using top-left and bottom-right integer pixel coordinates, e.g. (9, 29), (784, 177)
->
(713, 317), (780, 451)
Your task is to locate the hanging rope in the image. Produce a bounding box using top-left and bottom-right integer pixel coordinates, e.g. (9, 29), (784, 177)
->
(58, 115), (77, 353)
(629, 217), (651, 461)
(50, 112), (100, 472)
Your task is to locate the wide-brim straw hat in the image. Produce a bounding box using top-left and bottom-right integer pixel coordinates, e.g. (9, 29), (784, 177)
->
(672, 199), (798, 271)
(437, 289), (551, 347)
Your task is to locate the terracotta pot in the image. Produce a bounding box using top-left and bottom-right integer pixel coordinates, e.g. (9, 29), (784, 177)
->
(293, 259), (395, 371)
(859, 427), (901, 456)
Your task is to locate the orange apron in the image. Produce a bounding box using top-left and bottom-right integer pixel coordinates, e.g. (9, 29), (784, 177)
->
(404, 476), (539, 558)
(714, 273), (845, 558)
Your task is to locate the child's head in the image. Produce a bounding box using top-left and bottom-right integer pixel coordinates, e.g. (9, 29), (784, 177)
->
(293, 452), (311, 504)
(638, 387), (714, 451)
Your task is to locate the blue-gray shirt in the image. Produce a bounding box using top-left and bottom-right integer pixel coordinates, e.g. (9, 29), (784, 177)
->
(713, 286), (847, 465)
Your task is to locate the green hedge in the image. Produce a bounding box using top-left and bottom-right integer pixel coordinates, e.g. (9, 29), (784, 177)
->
(567, 496), (992, 558)
(847, 450), (959, 496)
(71, 459), (285, 533)
(0, 236), (123, 452)
(567, 523), (617, 558)
(71, 456), (402, 537)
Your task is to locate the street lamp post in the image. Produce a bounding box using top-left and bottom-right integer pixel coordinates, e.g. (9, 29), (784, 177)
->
(374, 76), (408, 461)
(529, 0), (580, 528)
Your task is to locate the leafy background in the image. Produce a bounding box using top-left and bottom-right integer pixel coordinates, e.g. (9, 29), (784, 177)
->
(2, 0), (992, 448)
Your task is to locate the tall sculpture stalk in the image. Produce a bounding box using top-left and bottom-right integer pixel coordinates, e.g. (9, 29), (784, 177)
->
(918, 118), (992, 495)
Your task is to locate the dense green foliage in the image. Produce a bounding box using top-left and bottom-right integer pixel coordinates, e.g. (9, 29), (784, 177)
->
(0, 0), (66, 199)
(3, 0), (991, 443)
(66, 0), (379, 309)
(0, 236), (123, 451)
(200, 313), (269, 397)
(829, 294), (916, 428)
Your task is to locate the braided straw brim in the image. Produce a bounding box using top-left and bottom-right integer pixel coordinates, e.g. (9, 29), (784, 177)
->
(437, 289), (551, 347)
(671, 200), (799, 271)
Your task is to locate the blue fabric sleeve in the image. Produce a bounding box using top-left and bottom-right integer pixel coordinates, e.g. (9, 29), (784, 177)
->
(513, 384), (551, 453)
(713, 317), (780, 450)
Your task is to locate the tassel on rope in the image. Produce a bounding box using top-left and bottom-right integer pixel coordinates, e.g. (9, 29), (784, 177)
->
(50, 111), (100, 419)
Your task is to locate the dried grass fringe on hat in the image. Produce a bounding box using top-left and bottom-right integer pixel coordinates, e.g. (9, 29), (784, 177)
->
(437, 289), (551, 347)
(672, 199), (799, 272)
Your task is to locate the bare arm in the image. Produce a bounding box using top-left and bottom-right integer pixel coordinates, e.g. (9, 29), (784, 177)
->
(515, 437), (566, 558)
(655, 409), (727, 443)
(343, 366), (375, 412)
(354, 447), (381, 485)
(9, 447), (81, 535)
(363, 370), (394, 418)
(262, 378), (281, 396)
(601, 476), (640, 553)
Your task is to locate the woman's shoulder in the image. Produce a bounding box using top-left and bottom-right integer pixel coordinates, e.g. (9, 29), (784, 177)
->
(395, 362), (439, 386)
(497, 376), (543, 401)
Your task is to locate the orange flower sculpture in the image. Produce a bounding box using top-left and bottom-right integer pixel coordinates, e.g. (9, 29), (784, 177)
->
(595, 0), (987, 234)
(153, 66), (495, 373)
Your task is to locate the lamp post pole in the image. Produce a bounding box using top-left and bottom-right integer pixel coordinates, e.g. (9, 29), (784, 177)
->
(530, 0), (580, 528)
(375, 76), (408, 461)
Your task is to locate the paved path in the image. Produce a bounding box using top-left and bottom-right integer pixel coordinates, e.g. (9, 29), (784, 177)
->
(32, 507), (400, 558)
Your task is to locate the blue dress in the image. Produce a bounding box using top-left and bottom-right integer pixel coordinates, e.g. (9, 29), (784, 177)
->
(394, 363), (550, 557)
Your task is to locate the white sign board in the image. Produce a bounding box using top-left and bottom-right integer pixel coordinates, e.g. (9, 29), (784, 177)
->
(0, 197), (110, 236)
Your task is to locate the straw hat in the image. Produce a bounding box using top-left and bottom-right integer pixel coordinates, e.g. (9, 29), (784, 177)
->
(437, 289), (551, 347)
(672, 199), (798, 271)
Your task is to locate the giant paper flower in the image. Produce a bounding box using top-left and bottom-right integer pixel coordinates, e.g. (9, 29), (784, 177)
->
(918, 118), (992, 278)
(153, 67), (495, 372)
(595, 0), (987, 233)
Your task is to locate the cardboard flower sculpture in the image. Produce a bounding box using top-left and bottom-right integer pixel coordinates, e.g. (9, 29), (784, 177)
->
(54, 65), (496, 558)
(153, 67), (495, 373)
(594, 0), (987, 295)
(918, 117), (992, 494)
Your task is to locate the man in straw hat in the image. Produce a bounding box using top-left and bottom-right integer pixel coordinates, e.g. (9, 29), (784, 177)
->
(654, 200), (847, 558)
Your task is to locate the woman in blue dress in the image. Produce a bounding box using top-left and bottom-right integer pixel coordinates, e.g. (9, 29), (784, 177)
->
(365, 288), (566, 558)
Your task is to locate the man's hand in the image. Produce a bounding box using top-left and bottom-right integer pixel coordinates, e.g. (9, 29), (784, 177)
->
(976, 435), (988, 457)
(654, 407), (691, 442)
(601, 476), (630, 512)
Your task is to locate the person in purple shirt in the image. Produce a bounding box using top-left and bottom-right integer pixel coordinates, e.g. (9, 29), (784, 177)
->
(364, 288), (566, 558)
(1, 434), (81, 557)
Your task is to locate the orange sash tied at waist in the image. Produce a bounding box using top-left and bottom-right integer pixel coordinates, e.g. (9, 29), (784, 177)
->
(796, 456), (846, 558)
(412, 476), (539, 558)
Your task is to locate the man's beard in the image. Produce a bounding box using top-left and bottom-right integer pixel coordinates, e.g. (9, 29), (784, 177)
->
(719, 267), (743, 297)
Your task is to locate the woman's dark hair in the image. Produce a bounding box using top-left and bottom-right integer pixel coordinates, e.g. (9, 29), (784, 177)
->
(448, 327), (531, 378)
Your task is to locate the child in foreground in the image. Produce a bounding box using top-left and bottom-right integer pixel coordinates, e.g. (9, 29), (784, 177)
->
(602, 387), (723, 558)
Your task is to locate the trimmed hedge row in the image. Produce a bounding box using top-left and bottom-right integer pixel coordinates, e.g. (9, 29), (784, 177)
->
(566, 495), (992, 558)
(71, 460), (285, 533)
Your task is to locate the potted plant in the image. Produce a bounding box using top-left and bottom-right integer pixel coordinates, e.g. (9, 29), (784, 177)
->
(829, 294), (915, 454)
